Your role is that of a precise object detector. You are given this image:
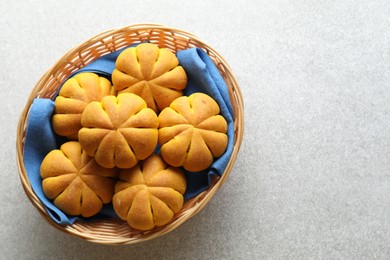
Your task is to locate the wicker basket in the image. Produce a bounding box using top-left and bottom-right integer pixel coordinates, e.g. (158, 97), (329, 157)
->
(16, 24), (244, 245)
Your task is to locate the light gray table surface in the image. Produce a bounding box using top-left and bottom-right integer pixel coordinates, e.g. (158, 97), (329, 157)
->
(2, 0), (390, 259)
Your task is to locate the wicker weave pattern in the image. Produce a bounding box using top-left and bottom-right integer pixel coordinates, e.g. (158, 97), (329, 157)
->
(16, 24), (244, 245)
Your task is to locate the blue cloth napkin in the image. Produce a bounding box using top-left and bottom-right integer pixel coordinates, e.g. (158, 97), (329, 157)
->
(23, 99), (78, 224)
(23, 46), (234, 224)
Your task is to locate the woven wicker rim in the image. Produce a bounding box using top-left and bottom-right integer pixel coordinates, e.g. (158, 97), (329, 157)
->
(16, 24), (244, 245)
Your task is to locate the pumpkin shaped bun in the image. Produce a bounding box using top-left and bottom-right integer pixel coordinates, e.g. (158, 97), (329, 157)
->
(112, 43), (187, 113)
(79, 93), (159, 169)
(52, 72), (114, 140)
(113, 154), (186, 230)
(158, 93), (228, 172)
(40, 141), (117, 217)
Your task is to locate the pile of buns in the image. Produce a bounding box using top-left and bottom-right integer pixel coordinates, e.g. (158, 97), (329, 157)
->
(40, 43), (228, 230)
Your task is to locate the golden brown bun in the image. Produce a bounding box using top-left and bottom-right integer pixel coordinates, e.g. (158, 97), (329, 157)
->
(79, 93), (159, 169)
(113, 154), (186, 230)
(158, 93), (228, 172)
(52, 72), (114, 140)
(112, 43), (187, 113)
(40, 141), (117, 217)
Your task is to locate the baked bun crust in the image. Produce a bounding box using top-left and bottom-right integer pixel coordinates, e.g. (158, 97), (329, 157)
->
(113, 154), (186, 230)
(158, 93), (228, 172)
(52, 72), (113, 140)
(112, 43), (187, 112)
(79, 93), (158, 169)
(40, 141), (117, 217)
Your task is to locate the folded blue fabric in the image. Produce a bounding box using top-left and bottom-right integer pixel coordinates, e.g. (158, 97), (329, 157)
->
(23, 46), (234, 224)
(23, 99), (78, 224)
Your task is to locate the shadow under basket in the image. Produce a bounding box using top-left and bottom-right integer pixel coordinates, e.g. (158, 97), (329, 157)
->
(16, 24), (244, 245)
